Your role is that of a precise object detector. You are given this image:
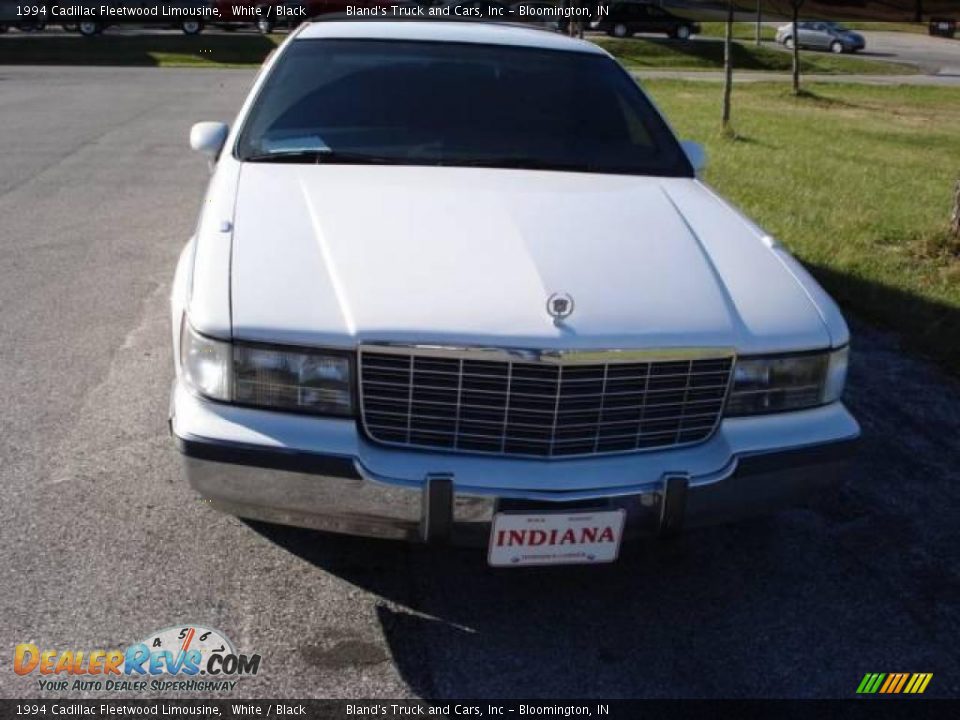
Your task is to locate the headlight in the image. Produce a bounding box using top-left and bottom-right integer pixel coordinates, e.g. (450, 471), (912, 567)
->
(725, 347), (848, 416)
(179, 321), (353, 416)
(180, 320), (232, 402)
(233, 344), (352, 416)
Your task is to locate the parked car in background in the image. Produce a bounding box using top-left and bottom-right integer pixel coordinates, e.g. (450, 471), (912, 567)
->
(75, 19), (204, 36)
(212, 0), (309, 34)
(592, 2), (700, 40)
(71, 0), (211, 35)
(174, 21), (859, 566)
(0, 21), (45, 32)
(928, 17), (956, 38)
(775, 20), (865, 54)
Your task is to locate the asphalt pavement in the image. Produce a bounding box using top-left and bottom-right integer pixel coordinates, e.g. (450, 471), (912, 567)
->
(1, 65), (959, 699)
(850, 30), (960, 75)
(755, 27), (960, 77)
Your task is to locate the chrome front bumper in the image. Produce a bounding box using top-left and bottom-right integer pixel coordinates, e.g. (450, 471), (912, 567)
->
(171, 383), (860, 546)
(177, 435), (855, 544)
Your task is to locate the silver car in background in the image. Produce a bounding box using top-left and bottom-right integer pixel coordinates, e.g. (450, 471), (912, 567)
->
(776, 21), (866, 54)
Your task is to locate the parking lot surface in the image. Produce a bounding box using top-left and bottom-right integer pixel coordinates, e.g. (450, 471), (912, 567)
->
(854, 29), (960, 75)
(0, 66), (958, 699)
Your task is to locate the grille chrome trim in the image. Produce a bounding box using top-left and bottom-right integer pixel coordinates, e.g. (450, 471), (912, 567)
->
(360, 342), (736, 365)
(358, 343), (736, 459)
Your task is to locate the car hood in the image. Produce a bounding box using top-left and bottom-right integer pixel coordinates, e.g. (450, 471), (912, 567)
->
(228, 164), (834, 353)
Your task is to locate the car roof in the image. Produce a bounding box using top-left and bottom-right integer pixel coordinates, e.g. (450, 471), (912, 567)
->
(295, 20), (606, 55)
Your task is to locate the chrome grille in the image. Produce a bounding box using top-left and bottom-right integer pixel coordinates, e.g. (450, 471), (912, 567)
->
(359, 347), (734, 458)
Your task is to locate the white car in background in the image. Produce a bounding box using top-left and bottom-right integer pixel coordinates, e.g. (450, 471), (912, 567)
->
(171, 21), (859, 567)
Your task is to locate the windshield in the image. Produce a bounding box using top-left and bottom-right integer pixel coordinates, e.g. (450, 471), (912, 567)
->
(235, 39), (692, 177)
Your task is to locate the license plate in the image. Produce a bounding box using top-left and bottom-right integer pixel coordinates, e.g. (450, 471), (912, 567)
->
(488, 509), (626, 567)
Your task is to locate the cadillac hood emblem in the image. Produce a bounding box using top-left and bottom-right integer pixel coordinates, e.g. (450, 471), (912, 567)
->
(546, 292), (575, 324)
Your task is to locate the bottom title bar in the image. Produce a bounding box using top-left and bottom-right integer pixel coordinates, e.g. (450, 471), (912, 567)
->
(2, 700), (959, 720)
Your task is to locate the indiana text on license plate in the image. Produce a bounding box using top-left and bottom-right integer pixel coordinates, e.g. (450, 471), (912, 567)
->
(488, 510), (626, 567)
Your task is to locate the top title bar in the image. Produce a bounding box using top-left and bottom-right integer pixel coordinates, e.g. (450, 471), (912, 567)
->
(1, 0), (958, 26)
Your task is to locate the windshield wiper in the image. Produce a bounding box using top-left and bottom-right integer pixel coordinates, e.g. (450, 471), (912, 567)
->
(455, 156), (596, 172)
(243, 149), (408, 165)
(244, 151), (601, 173)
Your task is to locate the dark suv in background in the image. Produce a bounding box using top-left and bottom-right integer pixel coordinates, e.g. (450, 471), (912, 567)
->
(592, 1), (700, 39)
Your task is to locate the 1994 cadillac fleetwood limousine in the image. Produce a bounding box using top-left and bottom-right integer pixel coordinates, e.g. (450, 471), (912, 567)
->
(170, 20), (860, 566)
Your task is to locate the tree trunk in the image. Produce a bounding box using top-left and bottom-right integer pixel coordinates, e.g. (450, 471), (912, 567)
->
(791, 9), (800, 95)
(756, 0), (762, 46)
(951, 177), (960, 238)
(567, 0), (585, 38)
(723, 1), (734, 130)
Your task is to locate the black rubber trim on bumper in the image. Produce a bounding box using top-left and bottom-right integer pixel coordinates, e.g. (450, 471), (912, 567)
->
(658, 474), (689, 536)
(174, 435), (360, 479)
(421, 474), (454, 543)
(735, 436), (859, 476)
(174, 432), (859, 486)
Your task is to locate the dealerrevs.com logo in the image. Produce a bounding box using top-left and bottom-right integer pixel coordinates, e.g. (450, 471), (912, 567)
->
(14, 625), (261, 693)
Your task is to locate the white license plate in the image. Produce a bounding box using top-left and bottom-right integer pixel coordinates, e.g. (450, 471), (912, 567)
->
(488, 509), (626, 567)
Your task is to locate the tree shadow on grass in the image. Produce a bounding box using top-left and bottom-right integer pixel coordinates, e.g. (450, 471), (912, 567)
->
(718, 129), (771, 147)
(615, 36), (792, 71)
(786, 87), (875, 111)
(806, 261), (960, 375)
(613, 35), (857, 74)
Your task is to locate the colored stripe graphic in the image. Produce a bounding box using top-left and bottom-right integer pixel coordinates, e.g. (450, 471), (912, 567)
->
(858, 673), (933, 694)
(908, 673), (933, 693)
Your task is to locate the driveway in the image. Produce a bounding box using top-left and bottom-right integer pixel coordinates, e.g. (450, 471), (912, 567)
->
(0, 65), (958, 700)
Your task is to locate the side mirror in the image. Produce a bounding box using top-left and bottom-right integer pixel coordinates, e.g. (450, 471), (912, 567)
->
(190, 122), (229, 170)
(681, 140), (707, 173)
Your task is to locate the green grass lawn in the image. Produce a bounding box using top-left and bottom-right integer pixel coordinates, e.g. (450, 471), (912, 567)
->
(698, 22), (778, 42)
(595, 36), (916, 74)
(842, 22), (929, 34)
(643, 80), (960, 371)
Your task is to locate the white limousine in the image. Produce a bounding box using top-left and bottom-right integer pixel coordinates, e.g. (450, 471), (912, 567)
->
(170, 21), (860, 566)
